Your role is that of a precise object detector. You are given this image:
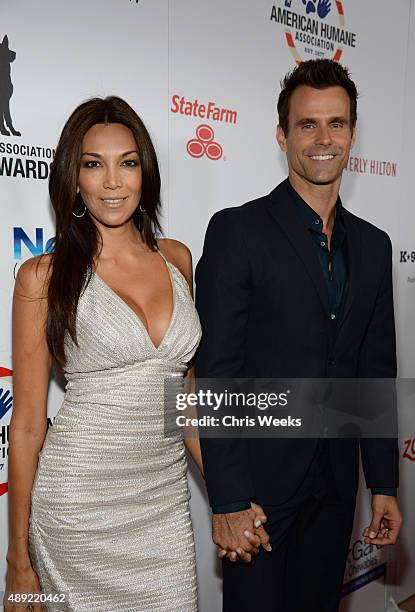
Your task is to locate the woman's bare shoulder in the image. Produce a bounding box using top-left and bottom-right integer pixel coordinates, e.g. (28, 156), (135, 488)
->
(157, 238), (193, 287)
(157, 238), (191, 266)
(15, 254), (52, 298)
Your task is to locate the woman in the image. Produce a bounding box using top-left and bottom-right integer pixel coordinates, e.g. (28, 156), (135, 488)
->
(5, 96), (204, 611)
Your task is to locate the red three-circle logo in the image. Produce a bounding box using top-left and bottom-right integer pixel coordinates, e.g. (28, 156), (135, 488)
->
(187, 125), (223, 160)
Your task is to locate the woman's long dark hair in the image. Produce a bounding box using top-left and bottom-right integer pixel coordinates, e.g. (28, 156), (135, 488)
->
(46, 96), (162, 365)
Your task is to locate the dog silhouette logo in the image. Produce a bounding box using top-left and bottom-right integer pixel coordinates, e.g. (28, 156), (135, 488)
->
(0, 35), (21, 137)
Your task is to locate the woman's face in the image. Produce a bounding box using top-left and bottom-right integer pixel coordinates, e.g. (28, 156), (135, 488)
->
(77, 123), (142, 228)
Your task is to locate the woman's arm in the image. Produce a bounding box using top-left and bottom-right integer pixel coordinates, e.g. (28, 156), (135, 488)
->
(7, 257), (51, 570)
(158, 239), (205, 477)
(183, 366), (204, 476)
(157, 238), (267, 561)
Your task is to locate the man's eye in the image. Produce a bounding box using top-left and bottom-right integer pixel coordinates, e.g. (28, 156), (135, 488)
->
(331, 122), (342, 128)
(303, 124), (315, 129)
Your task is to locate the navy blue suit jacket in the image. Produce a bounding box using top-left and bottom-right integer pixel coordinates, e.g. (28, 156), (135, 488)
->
(195, 179), (399, 508)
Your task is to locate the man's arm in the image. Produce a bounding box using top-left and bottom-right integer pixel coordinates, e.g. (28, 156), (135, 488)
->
(195, 210), (274, 562)
(358, 234), (399, 490)
(195, 209), (255, 508)
(357, 233), (402, 544)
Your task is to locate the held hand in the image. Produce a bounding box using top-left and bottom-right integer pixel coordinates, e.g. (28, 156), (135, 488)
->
(363, 495), (402, 546)
(250, 501), (268, 529)
(216, 503), (271, 564)
(4, 563), (44, 612)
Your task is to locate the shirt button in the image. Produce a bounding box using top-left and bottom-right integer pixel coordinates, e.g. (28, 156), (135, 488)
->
(314, 218), (320, 225)
(331, 313), (336, 320)
(320, 241), (326, 247)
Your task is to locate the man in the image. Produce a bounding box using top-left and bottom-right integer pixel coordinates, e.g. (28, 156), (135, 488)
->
(195, 59), (402, 612)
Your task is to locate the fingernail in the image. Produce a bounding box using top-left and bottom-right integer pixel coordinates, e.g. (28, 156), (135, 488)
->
(244, 530), (251, 538)
(265, 544), (272, 551)
(369, 531), (376, 538)
(254, 519), (261, 528)
(236, 548), (243, 555)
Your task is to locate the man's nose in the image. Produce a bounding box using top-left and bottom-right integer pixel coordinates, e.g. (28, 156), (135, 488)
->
(315, 125), (333, 146)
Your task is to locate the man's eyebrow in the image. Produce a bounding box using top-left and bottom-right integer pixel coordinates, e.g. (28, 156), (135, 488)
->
(296, 118), (317, 126)
(81, 150), (139, 158)
(329, 116), (349, 124)
(295, 116), (349, 126)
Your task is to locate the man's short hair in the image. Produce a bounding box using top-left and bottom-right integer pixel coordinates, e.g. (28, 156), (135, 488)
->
(277, 59), (358, 135)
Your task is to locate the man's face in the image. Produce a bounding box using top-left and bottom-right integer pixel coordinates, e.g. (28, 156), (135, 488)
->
(277, 85), (356, 186)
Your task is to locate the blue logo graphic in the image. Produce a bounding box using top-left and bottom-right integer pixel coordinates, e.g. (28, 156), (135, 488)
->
(13, 227), (55, 259)
(302, 0), (332, 19)
(284, 0), (293, 6)
(0, 388), (12, 419)
(342, 564), (386, 597)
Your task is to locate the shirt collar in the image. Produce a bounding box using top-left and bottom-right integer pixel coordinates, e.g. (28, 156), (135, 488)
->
(287, 179), (345, 236)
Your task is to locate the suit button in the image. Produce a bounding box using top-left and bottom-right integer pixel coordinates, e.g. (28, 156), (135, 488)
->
(328, 360), (335, 367)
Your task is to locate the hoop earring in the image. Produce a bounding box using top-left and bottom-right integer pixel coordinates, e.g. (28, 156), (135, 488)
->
(139, 203), (146, 213)
(72, 205), (86, 218)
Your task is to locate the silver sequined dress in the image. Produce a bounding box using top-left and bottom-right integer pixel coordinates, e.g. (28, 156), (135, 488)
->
(29, 252), (201, 611)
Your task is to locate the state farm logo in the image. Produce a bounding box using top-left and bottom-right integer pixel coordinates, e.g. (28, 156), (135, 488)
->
(187, 125), (223, 161)
(171, 94), (237, 161)
(403, 438), (415, 461)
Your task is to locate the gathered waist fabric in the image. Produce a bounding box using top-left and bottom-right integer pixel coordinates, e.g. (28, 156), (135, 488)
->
(64, 360), (186, 407)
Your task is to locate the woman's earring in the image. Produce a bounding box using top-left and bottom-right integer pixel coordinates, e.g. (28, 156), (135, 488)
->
(72, 187), (86, 218)
(72, 205), (86, 218)
(139, 203), (146, 213)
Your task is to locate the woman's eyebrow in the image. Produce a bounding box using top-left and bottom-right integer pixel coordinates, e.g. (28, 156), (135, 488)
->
(81, 149), (139, 158)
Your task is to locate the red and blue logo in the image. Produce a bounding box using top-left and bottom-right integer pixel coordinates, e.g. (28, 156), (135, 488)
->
(0, 367), (12, 497)
(0, 367), (12, 419)
(270, 0), (356, 64)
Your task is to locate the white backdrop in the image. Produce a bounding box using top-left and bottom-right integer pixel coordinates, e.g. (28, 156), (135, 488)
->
(1, 1), (414, 610)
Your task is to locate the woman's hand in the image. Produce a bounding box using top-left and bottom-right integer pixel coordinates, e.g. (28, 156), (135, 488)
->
(4, 562), (44, 612)
(217, 502), (270, 563)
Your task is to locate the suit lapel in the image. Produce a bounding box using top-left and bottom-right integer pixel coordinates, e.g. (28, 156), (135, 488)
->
(338, 210), (362, 329)
(267, 181), (329, 315)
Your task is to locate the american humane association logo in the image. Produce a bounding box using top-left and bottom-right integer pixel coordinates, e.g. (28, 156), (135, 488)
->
(270, 0), (357, 64)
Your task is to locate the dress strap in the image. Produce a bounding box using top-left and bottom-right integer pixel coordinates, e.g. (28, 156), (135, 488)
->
(157, 248), (168, 263)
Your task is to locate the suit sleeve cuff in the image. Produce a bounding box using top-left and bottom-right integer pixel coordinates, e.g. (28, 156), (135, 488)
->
(371, 487), (397, 497)
(211, 500), (251, 514)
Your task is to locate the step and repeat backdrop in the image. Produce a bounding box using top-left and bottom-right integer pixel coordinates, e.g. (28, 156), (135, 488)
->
(1, 1), (414, 610)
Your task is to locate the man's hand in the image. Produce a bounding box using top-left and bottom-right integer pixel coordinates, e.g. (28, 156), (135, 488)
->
(214, 503), (271, 564)
(363, 495), (402, 546)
